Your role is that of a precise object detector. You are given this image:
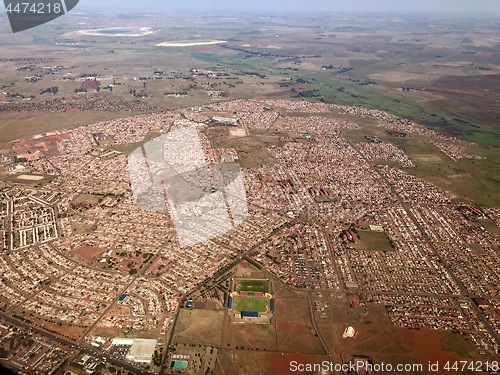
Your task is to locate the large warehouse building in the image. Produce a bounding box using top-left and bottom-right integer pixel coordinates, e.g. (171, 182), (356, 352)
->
(124, 339), (158, 364)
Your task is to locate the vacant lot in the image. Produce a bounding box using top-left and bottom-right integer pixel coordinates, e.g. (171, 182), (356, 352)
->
(413, 153), (444, 163)
(173, 309), (223, 347)
(274, 296), (324, 354)
(72, 193), (102, 205)
(0, 112), (134, 143)
(223, 323), (277, 352)
(206, 127), (282, 168)
(349, 230), (395, 252)
(72, 246), (106, 260)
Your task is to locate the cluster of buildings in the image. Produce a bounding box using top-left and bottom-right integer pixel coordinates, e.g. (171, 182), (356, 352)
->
(204, 99), (499, 355)
(430, 139), (484, 161)
(355, 141), (415, 168)
(0, 93), (153, 113)
(1, 189), (60, 251)
(0, 98), (497, 374)
(253, 222), (338, 289)
(4, 333), (74, 374)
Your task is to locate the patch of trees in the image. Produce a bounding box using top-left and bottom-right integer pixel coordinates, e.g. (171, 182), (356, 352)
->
(6, 93), (34, 99)
(337, 67), (353, 73)
(239, 71), (267, 79)
(152, 348), (163, 366)
(40, 86), (58, 95)
(297, 89), (320, 98)
(17, 65), (34, 71)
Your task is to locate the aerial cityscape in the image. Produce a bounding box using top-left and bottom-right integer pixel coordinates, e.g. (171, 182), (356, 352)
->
(0, 1), (499, 374)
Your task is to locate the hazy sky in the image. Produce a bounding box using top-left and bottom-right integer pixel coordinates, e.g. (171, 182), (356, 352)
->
(76, 0), (500, 15)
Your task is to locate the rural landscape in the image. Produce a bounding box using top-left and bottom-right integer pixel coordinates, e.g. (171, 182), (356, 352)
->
(0, 2), (499, 374)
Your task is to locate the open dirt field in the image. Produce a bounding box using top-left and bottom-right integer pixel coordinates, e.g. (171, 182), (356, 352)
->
(317, 299), (481, 374)
(229, 127), (248, 137)
(206, 127), (281, 168)
(224, 323), (277, 352)
(349, 230), (394, 251)
(0, 112), (135, 143)
(342, 324), (476, 374)
(72, 246), (106, 260)
(215, 349), (329, 375)
(274, 296), (324, 354)
(174, 309), (223, 347)
(72, 194), (102, 205)
(413, 154), (445, 163)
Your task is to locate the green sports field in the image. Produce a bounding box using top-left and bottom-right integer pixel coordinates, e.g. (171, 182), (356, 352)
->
(232, 296), (269, 313)
(235, 279), (268, 293)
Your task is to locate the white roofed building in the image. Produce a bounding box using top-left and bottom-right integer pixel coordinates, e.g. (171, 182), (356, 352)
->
(125, 339), (158, 364)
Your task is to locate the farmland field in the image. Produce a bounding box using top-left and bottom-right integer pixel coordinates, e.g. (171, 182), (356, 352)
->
(1, 12), (499, 146)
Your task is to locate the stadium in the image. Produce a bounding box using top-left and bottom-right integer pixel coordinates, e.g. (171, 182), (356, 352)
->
(228, 279), (275, 324)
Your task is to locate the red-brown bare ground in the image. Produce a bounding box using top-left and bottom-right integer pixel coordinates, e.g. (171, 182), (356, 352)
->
(274, 297), (325, 354)
(271, 352), (307, 374)
(118, 257), (140, 271)
(217, 350), (329, 375)
(401, 329), (462, 365)
(271, 352), (330, 375)
(72, 246), (106, 260)
(225, 323), (278, 352)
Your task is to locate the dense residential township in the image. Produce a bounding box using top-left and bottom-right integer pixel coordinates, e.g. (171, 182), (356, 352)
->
(0, 97), (498, 374)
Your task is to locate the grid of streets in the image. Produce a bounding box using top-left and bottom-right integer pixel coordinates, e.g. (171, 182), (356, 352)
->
(0, 98), (498, 373)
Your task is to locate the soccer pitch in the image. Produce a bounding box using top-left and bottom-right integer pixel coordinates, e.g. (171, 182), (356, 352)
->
(236, 279), (268, 293)
(232, 296), (269, 313)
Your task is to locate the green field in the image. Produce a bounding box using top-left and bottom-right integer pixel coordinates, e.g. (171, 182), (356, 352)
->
(232, 296), (269, 313)
(236, 279), (268, 293)
(349, 230), (395, 251)
(206, 128), (282, 169)
(391, 137), (500, 207)
(0, 111), (135, 143)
